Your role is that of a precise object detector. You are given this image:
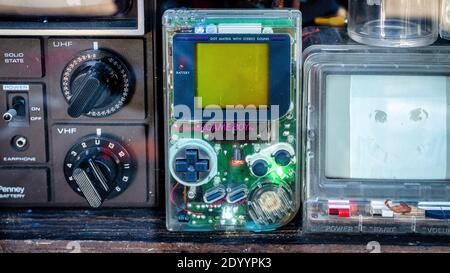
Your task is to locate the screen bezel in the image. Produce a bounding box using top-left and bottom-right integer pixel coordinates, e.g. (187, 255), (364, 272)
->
(324, 73), (450, 181)
(305, 51), (450, 200)
(172, 33), (292, 121)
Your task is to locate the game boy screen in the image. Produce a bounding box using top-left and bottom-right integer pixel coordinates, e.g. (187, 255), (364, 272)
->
(325, 74), (450, 180)
(195, 43), (269, 109)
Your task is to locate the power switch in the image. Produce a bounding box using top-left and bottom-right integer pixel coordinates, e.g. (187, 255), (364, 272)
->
(3, 96), (26, 122)
(3, 93), (29, 126)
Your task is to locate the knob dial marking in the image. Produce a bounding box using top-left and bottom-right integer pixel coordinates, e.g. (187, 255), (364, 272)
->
(61, 50), (133, 118)
(64, 135), (136, 207)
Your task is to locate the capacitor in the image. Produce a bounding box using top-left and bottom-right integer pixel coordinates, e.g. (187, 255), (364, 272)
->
(231, 147), (245, 167)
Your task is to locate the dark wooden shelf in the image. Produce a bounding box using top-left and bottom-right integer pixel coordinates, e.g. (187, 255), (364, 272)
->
(1, 209), (450, 253)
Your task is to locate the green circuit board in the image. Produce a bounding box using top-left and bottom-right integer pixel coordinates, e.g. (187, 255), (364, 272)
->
(164, 9), (301, 232)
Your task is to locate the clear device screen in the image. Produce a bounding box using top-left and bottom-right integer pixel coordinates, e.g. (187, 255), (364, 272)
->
(325, 75), (450, 180)
(195, 43), (269, 109)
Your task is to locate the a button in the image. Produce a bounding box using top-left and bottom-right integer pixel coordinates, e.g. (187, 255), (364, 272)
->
(175, 149), (210, 183)
(274, 150), (292, 166)
(0, 39), (42, 78)
(0, 169), (48, 204)
(251, 159), (269, 177)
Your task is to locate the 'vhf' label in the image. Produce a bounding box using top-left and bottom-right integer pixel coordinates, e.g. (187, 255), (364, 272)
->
(57, 128), (77, 135)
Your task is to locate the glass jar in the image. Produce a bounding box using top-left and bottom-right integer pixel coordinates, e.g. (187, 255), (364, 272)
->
(348, 0), (439, 47)
(441, 0), (450, 39)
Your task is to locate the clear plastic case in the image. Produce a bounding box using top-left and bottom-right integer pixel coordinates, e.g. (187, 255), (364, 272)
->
(348, 0), (439, 47)
(303, 27), (450, 235)
(441, 0), (450, 40)
(163, 9), (301, 232)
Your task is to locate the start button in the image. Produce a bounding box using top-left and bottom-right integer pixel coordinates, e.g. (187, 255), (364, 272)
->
(0, 39), (42, 78)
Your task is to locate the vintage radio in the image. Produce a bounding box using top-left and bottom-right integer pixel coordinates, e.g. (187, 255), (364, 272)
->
(0, 0), (159, 208)
(303, 27), (450, 235)
(163, 9), (301, 232)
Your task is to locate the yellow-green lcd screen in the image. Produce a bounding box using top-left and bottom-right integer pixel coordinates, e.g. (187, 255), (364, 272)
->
(195, 43), (269, 109)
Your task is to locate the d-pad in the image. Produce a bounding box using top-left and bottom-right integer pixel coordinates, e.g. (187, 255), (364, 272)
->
(175, 149), (210, 182)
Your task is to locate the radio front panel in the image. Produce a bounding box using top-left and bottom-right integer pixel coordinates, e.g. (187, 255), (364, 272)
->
(0, 1), (158, 208)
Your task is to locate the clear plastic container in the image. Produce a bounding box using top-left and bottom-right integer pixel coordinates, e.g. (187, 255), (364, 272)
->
(441, 0), (450, 39)
(303, 26), (450, 235)
(348, 0), (439, 47)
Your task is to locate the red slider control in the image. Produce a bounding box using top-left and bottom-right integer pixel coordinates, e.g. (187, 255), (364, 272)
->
(328, 200), (357, 218)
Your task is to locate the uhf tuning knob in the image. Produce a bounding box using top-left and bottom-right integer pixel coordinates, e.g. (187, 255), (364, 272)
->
(67, 64), (111, 118)
(62, 50), (133, 118)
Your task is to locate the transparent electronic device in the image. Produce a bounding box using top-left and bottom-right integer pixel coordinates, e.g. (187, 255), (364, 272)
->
(163, 9), (301, 232)
(303, 27), (450, 235)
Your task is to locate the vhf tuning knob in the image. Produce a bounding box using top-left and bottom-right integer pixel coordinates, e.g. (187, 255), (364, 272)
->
(64, 135), (136, 208)
(62, 50), (133, 118)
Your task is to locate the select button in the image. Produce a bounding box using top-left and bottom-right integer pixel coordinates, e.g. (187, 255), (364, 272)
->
(0, 39), (42, 78)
